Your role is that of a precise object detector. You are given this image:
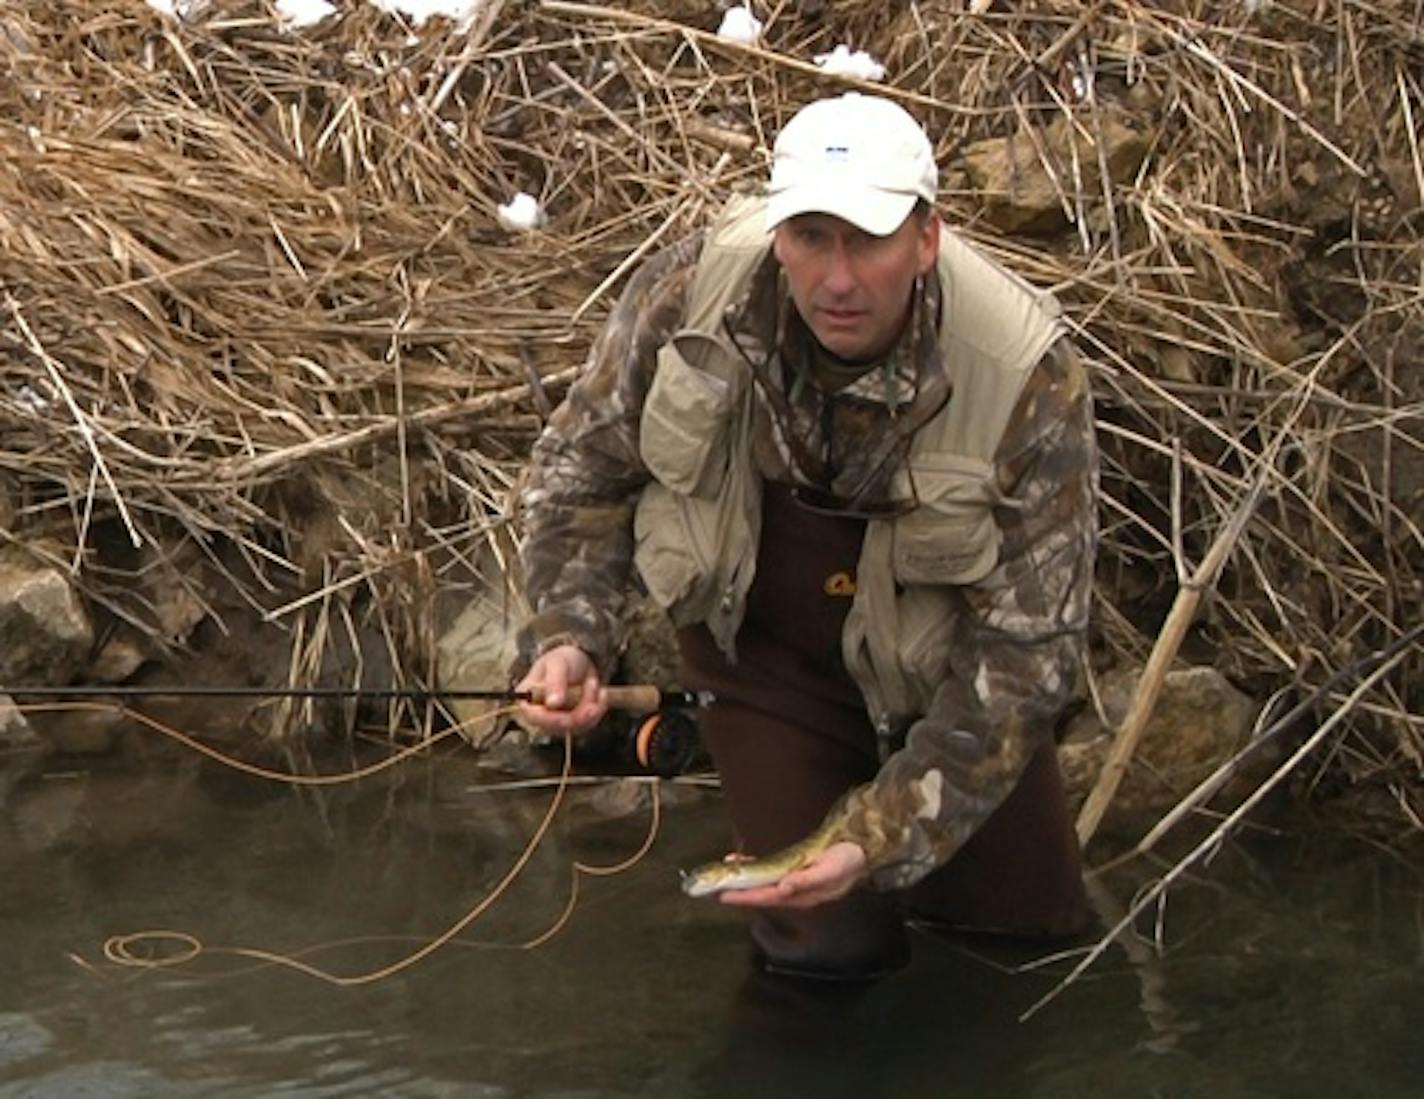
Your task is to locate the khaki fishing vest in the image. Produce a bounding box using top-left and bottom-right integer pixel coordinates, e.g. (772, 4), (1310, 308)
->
(632, 194), (1063, 744)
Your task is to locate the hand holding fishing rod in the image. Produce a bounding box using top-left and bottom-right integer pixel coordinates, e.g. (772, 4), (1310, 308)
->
(515, 642), (610, 736)
(515, 644), (714, 778)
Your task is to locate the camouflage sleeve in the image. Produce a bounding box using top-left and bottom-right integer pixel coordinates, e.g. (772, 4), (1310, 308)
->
(835, 340), (1098, 889)
(513, 234), (703, 678)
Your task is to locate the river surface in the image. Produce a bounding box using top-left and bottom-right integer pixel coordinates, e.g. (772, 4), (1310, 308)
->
(0, 739), (1420, 1098)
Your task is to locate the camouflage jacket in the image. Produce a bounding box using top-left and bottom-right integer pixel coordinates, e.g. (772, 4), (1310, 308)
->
(516, 226), (1097, 890)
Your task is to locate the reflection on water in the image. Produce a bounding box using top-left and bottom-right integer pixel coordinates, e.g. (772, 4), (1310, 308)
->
(0, 744), (1420, 1098)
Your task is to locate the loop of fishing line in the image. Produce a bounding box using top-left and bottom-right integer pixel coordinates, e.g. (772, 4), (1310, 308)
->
(68, 728), (665, 985)
(103, 930), (203, 968)
(521, 776), (664, 950)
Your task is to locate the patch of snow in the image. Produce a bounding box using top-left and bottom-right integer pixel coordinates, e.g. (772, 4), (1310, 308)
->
(144, 0), (209, 20)
(813, 45), (886, 83)
(496, 192), (546, 232)
(717, 5), (762, 45)
(370, 0), (486, 31)
(276, 0), (337, 29)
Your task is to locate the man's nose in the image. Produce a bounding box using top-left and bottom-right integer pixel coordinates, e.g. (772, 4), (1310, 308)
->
(821, 242), (857, 295)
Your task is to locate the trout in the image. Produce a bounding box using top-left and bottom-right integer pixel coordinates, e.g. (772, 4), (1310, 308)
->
(680, 797), (851, 898)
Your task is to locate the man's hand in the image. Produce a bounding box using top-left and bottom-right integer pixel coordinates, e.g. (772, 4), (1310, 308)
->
(716, 842), (868, 910)
(515, 644), (608, 736)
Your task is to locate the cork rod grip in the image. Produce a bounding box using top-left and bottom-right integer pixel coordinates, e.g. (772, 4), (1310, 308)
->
(525, 683), (663, 712)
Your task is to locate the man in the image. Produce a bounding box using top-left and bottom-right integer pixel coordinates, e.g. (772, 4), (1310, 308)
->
(512, 93), (1097, 981)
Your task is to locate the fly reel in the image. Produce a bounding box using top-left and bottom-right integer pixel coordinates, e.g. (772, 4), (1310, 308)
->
(624, 707), (702, 778)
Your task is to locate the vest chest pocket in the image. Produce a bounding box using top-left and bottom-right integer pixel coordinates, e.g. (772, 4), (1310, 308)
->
(891, 457), (1007, 586)
(634, 483), (713, 622)
(639, 334), (736, 499)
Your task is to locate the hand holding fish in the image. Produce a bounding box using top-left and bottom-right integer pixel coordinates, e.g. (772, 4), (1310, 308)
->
(682, 793), (870, 908)
(713, 842), (868, 909)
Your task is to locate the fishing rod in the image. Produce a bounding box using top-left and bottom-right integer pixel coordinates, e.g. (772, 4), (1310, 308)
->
(0, 682), (709, 711)
(4, 684), (713, 775)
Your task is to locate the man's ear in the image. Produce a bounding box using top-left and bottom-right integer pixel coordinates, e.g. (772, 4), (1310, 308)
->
(917, 214), (940, 275)
(770, 225), (788, 266)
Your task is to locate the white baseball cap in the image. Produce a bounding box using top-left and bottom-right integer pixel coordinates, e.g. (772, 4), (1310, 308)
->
(766, 93), (938, 237)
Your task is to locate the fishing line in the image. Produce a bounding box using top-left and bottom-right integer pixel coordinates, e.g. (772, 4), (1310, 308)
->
(71, 729), (666, 984)
(12, 699), (481, 785)
(93, 730), (569, 984)
(520, 776), (664, 950)
(20, 692), (673, 981)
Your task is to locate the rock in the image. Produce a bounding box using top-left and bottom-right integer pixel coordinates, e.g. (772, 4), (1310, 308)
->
(88, 631), (149, 684)
(437, 583), (529, 745)
(1059, 664), (1264, 825)
(962, 110), (1149, 235)
(0, 557), (94, 685)
(0, 693), (40, 749)
(139, 542), (209, 646)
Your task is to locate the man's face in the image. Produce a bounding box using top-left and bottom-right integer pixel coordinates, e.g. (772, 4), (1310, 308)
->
(772, 209), (939, 363)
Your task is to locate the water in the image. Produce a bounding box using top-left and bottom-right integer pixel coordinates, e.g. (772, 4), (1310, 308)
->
(1, 744), (1420, 1098)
